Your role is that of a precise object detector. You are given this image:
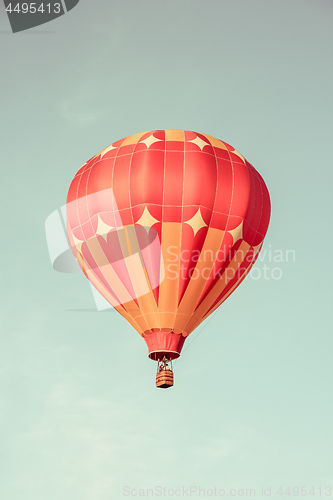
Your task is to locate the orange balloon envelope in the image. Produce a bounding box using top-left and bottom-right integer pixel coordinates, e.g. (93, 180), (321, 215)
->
(66, 130), (270, 385)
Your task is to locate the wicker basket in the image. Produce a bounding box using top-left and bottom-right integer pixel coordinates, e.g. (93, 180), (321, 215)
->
(156, 369), (174, 389)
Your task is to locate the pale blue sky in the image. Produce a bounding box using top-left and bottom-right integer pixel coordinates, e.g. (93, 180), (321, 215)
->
(0, 1), (332, 499)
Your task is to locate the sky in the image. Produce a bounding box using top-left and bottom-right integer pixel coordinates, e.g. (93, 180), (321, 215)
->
(0, 1), (332, 499)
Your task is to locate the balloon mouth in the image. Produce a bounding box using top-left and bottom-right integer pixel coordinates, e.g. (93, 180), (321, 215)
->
(149, 350), (180, 361)
(144, 331), (186, 361)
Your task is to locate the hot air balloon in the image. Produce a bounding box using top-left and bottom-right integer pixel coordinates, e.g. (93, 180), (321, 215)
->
(66, 130), (271, 388)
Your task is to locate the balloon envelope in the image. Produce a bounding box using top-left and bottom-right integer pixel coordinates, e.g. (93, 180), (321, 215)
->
(66, 130), (271, 360)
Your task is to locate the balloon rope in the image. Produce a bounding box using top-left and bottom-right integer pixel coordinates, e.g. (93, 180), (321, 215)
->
(173, 310), (218, 367)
